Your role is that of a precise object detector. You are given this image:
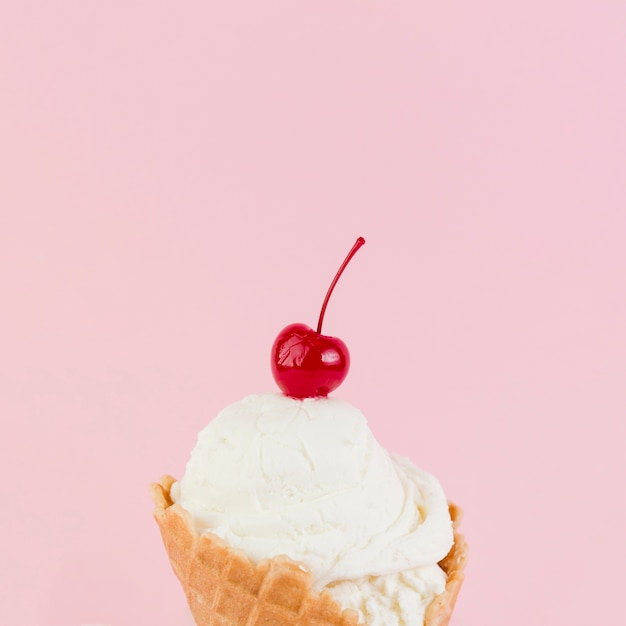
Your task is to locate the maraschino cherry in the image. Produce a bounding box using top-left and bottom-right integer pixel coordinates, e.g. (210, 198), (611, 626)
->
(271, 237), (365, 398)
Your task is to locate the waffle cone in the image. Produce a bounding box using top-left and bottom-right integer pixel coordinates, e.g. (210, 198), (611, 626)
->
(151, 475), (467, 626)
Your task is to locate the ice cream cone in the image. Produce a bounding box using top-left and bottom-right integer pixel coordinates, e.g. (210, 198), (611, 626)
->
(151, 475), (467, 626)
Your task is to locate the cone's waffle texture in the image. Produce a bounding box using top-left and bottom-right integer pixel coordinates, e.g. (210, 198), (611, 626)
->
(151, 475), (467, 626)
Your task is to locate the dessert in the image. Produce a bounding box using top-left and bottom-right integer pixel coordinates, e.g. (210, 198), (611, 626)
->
(151, 238), (467, 625)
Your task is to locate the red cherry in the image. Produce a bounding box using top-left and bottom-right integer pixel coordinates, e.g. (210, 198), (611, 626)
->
(271, 237), (365, 398)
(271, 323), (350, 398)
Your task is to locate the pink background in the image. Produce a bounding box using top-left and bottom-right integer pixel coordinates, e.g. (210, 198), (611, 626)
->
(1, 2), (625, 625)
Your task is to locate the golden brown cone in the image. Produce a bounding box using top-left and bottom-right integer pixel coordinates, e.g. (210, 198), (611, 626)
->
(151, 475), (467, 626)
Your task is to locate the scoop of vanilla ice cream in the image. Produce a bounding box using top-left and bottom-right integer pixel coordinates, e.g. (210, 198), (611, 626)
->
(173, 393), (452, 591)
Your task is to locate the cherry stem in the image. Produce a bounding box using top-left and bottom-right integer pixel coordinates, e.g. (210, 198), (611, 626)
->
(316, 236), (366, 334)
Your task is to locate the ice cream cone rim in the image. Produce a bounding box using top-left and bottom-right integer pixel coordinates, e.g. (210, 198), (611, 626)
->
(151, 474), (467, 626)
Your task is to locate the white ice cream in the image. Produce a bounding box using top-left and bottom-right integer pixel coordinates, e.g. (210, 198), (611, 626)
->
(172, 393), (453, 624)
